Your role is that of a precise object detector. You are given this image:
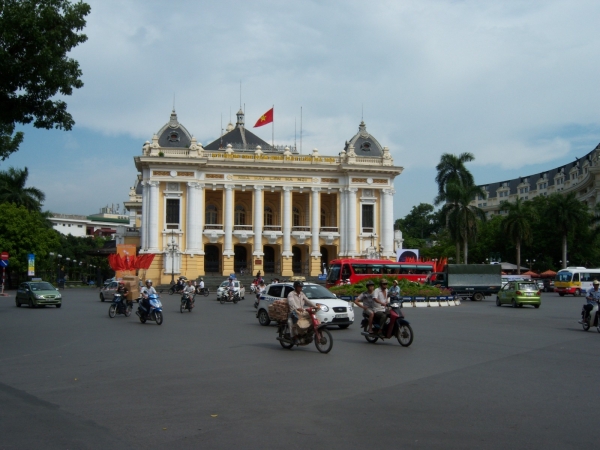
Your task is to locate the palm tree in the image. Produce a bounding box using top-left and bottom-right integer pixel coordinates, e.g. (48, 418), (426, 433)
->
(434, 152), (476, 205)
(500, 198), (534, 274)
(0, 167), (45, 211)
(546, 192), (589, 269)
(443, 182), (486, 264)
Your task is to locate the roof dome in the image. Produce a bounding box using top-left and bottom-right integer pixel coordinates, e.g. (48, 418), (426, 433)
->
(156, 110), (192, 148)
(344, 121), (383, 157)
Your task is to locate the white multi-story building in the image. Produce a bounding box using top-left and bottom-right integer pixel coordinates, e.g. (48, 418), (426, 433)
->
(50, 207), (132, 237)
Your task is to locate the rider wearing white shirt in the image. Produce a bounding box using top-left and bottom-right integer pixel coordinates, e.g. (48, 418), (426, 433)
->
(580, 279), (600, 323)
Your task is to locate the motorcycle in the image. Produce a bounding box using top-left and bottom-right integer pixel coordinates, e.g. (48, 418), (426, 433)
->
(276, 307), (333, 353)
(581, 300), (600, 332)
(136, 294), (164, 325)
(108, 293), (132, 318)
(360, 301), (413, 346)
(220, 288), (240, 304)
(169, 283), (185, 295)
(180, 293), (194, 313)
(195, 286), (210, 297)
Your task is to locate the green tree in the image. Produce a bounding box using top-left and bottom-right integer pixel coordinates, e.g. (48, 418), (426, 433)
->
(395, 203), (436, 239)
(0, 203), (60, 281)
(0, 0), (91, 160)
(442, 182), (486, 264)
(0, 166), (45, 211)
(500, 197), (534, 274)
(434, 152), (476, 205)
(546, 192), (590, 269)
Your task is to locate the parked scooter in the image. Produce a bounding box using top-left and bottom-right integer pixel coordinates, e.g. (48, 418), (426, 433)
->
(360, 301), (414, 346)
(108, 293), (132, 318)
(276, 307), (333, 353)
(581, 300), (600, 332)
(180, 293), (194, 313)
(136, 294), (164, 325)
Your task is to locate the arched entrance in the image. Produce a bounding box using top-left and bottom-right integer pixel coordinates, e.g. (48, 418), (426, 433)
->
(292, 246), (302, 274)
(234, 245), (248, 273)
(204, 245), (220, 274)
(264, 246), (275, 274)
(320, 246), (329, 274)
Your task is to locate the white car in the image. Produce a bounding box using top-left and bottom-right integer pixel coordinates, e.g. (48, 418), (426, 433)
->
(256, 282), (354, 329)
(216, 280), (246, 301)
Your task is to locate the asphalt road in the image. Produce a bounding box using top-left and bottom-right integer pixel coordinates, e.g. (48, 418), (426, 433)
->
(0, 289), (598, 449)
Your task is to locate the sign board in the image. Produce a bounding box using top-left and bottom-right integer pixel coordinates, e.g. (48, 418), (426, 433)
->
(0, 260), (8, 268)
(27, 254), (35, 276)
(0, 252), (8, 260)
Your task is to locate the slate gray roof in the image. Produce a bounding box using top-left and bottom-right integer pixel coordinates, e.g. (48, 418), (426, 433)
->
(156, 110), (192, 148)
(480, 144), (600, 198)
(344, 121), (383, 157)
(204, 108), (272, 151)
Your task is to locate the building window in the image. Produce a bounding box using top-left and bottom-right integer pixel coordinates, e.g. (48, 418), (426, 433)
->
(293, 207), (300, 227)
(264, 206), (273, 226)
(362, 204), (374, 230)
(235, 205), (245, 225)
(206, 204), (217, 224)
(166, 198), (180, 229)
(321, 208), (327, 227)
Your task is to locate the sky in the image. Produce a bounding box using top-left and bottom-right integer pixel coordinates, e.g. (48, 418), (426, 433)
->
(6, 0), (600, 219)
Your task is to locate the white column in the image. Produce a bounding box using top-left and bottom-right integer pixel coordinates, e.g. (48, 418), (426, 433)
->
(311, 187), (321, 257)
(141, 181), (148, 250)
(338, 188), (346, 256)
(253, 185), (264, 256)
(186, 182), (204, 252)
(282, 186), (292, 256)
(347, 187), (358, 257)
(223, 185), (234, 257)
(148, 181), (160, 251)
(382, 188), (395, 257)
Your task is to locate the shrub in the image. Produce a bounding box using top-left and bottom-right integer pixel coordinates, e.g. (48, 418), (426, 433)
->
(329, 276), (451, 298)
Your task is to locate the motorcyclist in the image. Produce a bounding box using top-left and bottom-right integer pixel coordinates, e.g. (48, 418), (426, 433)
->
(579, 279), (600, 324)
(372, 279), (391, 333)
(254, 280), (266, 308)
(116, 281), (129, 305)
(198, 277), (205, 293)
(227, 276), (235, 300)
(287, 281), (317, 344)
(354, 280), (386, 334)
(182, 279), (196, 308)
(140, 279), (157, 315)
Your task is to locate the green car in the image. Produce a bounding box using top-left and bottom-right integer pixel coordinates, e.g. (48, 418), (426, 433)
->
(16, 281), (62, 308)
(496, 280), (540, 308)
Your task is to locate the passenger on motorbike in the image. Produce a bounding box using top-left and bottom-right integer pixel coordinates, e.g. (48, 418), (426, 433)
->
(373, 279), (390, 334)
(256, 280), (266, 297)
(388, 279), (401, 301)
(198, 278), (205, 291)
(140, 279), (157, 313)
(579, 279), (600, 324)
(227, 277), (235, 300)
(287, 281), (317, 344)
(354, 280), (386, 334)
(183, 280), (196, 308)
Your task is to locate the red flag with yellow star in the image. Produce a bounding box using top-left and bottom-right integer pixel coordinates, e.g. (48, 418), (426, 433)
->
(253, 107), (274, 128)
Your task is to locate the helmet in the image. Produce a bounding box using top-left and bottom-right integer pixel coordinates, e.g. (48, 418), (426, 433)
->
(366, 280), (375, 287)
(145, 279), (152, 285)
(594, 280), (599, 285)
(380, 279), (388, 285)
(259, 280), (265, 285)
(200, 278), (203, 281)
(293, 281), (304, 289)
(229, 277), (233, 280)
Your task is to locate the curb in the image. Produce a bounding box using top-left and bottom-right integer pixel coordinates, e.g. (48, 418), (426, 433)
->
(338, 295), (461, 307)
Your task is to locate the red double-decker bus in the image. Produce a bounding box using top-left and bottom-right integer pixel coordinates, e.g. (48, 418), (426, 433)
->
(325, 259), (435, 287)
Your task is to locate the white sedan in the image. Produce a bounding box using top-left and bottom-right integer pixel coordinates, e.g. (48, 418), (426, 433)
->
(216, 280), (246, 301)
(256, 282), (354, 328)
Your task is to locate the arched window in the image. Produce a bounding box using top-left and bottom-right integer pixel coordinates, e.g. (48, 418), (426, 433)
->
(235, 205), (245, 225)
(264, 206), (273, 226)
(206, 204), (217, 224)
(293, 207), (300, 227)
(321, 208), (327, 227)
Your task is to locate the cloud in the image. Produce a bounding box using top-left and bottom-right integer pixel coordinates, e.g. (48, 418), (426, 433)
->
(9, 0), (600, 217)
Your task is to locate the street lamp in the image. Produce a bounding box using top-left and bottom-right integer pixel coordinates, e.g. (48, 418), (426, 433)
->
(169, 230), (179, 284)
(526, 259), (536, 271)
(65, 257), (70, 281)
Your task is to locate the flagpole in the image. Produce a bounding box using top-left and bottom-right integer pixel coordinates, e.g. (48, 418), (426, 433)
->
(272, 104), (274, 149)
(300, 106), (302, 155)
